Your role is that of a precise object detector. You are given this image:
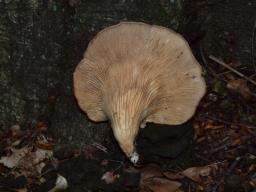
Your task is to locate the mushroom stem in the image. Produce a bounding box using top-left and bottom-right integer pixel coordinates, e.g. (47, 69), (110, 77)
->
(106, 88), (148, 157)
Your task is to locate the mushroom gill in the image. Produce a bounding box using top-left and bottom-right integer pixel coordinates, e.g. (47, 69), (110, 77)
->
(73, 22), (206, 162)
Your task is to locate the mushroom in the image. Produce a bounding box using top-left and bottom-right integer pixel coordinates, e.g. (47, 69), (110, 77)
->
(73, 22), (206, 163)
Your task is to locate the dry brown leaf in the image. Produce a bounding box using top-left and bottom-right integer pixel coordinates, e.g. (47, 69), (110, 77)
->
(227, 79), (252, 99)
(181, 164), (218, 183)
(140, 164), (163, 181)
(144, 177), (182, 192)
(0, 146), (52, 177)
(36, 134), (54, 150)
(204, 120), (223, 130)
(205, 124), (223, 130)
(163, 171), (184, 180)
(36, 141), (54, 150)
(233, 138), (242, 145)
(101, 171), (119, 184)
(36, 121), (48, 132)
(0, 147), (29, 168)
(140, 164), (182, 192)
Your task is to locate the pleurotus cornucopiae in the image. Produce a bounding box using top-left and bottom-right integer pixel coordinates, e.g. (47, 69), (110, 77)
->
(73, 22), (206, 163)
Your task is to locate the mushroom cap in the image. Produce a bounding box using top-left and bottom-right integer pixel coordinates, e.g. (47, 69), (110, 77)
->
(73, 22), (206, 126)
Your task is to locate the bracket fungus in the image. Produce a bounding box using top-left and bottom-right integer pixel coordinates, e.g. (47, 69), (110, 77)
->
(73, 22), (206, 163)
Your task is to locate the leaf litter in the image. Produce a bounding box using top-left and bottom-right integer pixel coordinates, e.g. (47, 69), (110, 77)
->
(0, 53), (256, 192)
(0, 122), (63, 191)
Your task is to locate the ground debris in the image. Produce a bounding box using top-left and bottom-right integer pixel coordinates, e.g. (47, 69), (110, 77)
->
(227, 78), (252, 99)
(141, 177), (182, 192)
(139, 164), (182, 192)
(101, 171), (120, 184)
(138, 162), (225, 192)
(191, 56), (256, 191)
(0, 123), (55, 191)
(181, 164), (218, 183)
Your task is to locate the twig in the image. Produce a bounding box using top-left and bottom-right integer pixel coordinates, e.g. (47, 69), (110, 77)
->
(211, 143), (232, 153)
(92, 142), (108, 153)
(209, 55), (256, 86)
(252, 20), (256, 73)
(212, 161), (228, 192)
(198, 114), (256, 129)
(200, 43), (217, 77)
(212, 157), (242, 192)
(250, 73), (256, 78)
(216, 70), (232, 76)
(226, 157), (241, 175)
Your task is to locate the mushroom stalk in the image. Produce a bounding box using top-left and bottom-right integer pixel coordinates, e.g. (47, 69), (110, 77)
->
(105, 88), (149, 158)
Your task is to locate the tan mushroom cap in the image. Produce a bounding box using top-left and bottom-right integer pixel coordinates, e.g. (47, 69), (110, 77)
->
(74, 22), (206, 126)
(74, 22), (206, 158)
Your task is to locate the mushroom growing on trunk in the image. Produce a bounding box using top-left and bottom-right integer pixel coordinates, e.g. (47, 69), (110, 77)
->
(73, 22), (206, 163)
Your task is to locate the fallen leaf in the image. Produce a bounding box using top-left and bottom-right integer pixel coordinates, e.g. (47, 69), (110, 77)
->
(181, 164), (218, 183)
(227, 79), (252, 99)
(36, 134), (54, 150)
(0, 147), (29, 168)
(140, 164), (182, 192)
(140, 164), (163, 181)
(233, 138), (242, 145)
(163, 171), (184, 180)
(36, 121), (48, 132)
(204, 120), (223, 130)
(12, 139), (22, 147)
(205, 124), (224, 129)
(32, 148), (53, 174)
(36, 141), (54, 150)
(0, 146), (53, 177)
(101, 171), (119, 184)
(144, 177), (182, 192)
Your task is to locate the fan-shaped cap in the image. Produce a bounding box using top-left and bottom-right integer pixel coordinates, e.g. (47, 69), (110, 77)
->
(73, 22), (206, 159)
